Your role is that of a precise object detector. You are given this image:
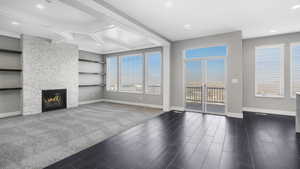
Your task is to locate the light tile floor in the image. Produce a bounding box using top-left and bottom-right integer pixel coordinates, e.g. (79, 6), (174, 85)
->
(0, 102), (163, 169)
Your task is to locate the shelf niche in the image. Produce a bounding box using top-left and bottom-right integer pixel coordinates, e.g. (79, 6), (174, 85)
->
(0, 87), (22, 91)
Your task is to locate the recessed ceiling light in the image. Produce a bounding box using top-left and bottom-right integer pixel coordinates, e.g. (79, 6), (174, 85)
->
(36, 4), (45, 10)
(291, 4), (300, 10)
(165, 1), (173, 8)
(269, 30), (278, 33)
(11, 21), (20, 26)
(108, 24), (115, 28)
(184, 24), (192, 30)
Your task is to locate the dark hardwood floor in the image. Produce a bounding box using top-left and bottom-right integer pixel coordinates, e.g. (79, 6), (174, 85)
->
(45, 111), (300, 169)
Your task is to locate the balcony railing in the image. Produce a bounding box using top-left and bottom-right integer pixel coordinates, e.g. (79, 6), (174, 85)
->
(186, 86), (224, 104)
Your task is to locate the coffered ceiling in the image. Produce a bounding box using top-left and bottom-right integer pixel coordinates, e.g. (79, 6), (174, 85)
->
(0, 0), (164, 54)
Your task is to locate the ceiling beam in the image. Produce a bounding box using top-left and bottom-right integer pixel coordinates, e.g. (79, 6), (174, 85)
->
(60, 0), (170, 47)
(90, 34), (131, 50)
(92, 0), (170, 44)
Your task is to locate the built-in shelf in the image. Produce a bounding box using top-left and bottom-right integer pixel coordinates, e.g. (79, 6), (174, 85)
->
(0, 49), (22, 54)
(79, 72), (100, 75)
(0, 69), (22, 72)
(79, 84), (106, 87)
(79, 58), (104, 64)
(0, 87), (22, 91)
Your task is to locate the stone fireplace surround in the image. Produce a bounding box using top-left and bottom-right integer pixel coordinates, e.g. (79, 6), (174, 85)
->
(21, 35), (79, 115)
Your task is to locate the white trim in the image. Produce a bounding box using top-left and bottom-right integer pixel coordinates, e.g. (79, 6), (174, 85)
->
(255, 95), (285, 98)
(290, 42), (300, 98)
(226, 112), (243, 119)
(79, 99), (104, 105)
(103, 99), (163, 109)
(0, 111), (21, 119)
(170, 106), (185, 111)
(255, 44), (285, 98)
(163, 45), (171, 111)
(243, 107), (295, 116)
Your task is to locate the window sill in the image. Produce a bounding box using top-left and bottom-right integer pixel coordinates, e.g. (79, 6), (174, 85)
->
(145, 93), (162, 96)
(118, 90), (144, 94)
(255, 95), (284, 98)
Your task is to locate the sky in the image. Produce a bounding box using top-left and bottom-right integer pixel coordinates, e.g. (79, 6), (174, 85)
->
(185, 46), (227, 58)
(186, 46), (227, 84)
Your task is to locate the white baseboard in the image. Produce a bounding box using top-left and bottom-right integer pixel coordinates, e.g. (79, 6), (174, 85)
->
(0, 111), (21, 119)
(170, 106), (185, 111)
(243, 107), (295, 116)
(79, 99), (104, 105)
(226, 112), (244, 119)
(103, 99), (163, 109)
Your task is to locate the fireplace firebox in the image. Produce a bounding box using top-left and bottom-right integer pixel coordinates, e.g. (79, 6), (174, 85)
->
(42, 89), (67, 112)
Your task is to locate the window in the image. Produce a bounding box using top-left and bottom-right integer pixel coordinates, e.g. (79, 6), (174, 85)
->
(185, 45), (227, 59)
(146, 52), (161, 95)
(106, 56), (118, 91)
(119, 54), (144, 93)
(255, 45), (284, 97)
(291, 43), (300, 97)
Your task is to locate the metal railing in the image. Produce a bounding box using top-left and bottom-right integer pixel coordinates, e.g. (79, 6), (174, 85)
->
(186, 86), (224, 104)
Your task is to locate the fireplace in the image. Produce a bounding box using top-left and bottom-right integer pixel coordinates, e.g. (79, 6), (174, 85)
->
(42, 89), (67, 112)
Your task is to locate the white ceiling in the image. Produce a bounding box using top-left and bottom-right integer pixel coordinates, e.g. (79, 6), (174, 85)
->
(0, 0), (162, 54)
(103, 0), (300, 41)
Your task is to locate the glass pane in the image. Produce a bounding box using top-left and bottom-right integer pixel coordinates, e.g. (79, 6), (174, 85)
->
(292, 45), (300, 96)
(185, 60), (203, 111)
(185, 46), (227, 59)
(120, 54), (143, 93)
(106, 56), (118, 91)
(206, 59), (225, 113)
(255, 46), (283, 97)
(146, 52), (161, 95)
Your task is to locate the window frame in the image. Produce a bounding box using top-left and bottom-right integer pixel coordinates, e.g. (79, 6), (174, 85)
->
(118, 53), (144, 94)
(145, 51), (162, 95)
(106, 56), (119, 92)
(290, 42), (300, 98)
(254, 44), (285, 98)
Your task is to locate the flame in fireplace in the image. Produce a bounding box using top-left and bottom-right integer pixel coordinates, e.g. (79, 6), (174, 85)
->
(44, 96), (61, 104)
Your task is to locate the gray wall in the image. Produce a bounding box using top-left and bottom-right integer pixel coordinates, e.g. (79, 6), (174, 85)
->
(0, 35), (21, 114)
(22, 35), (79, 115)
(1, 31), (299, 115)
(79, 50), (104, 103)
(243, 32), (300, 112)
(170, 31), (243, 114)
(103, 47), (163, 106)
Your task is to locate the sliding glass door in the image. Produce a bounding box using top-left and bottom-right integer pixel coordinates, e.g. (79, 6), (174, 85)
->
(184, 46), (227, 114)
(206, 58), (225, 113)
(185, 60), (204, 112)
